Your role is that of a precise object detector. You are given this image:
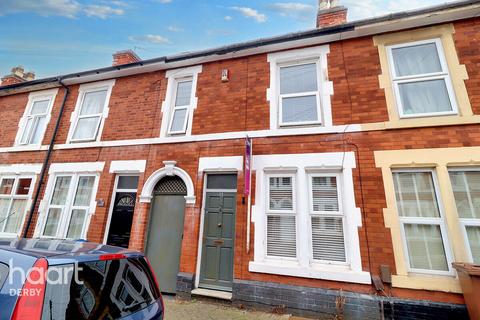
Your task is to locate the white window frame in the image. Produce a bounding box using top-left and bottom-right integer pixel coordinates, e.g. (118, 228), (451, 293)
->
(168, 77), (194, 135)
(277, 60), (322, 127)
(160, 65), (202, 138)
(40, 173), (99, 239)
(448, 167), (480, 263)
(37, 162), (102, 240)
(392, 168), (454, 276)
(308, 173), (348, 266)
(0, 175), (35, 237)
(67, 80), (115, 143)
(265, 172), (298, 261)
(267, 45), (333, 130)
(386, 38), (458, 119)
(15, 89), (58, 146)
(249, 153), (370, 284)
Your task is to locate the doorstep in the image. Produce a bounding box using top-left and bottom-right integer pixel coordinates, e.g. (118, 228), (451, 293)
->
(191, 288), (232, 301)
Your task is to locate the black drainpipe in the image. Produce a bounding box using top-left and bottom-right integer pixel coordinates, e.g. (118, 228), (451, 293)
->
(22, 78), (70, 238)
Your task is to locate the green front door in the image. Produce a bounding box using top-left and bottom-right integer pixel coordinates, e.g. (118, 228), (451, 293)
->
(199, 191), (236, 291)
(145, 176), (187, 294)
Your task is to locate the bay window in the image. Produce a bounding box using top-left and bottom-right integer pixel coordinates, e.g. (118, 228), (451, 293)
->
(392, 170), (452, 274)
(387, 39), (458, 118)
(0, 176), (33, 235)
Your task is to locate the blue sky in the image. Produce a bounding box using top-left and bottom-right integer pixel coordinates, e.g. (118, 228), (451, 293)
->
(0, 0), (455, 78)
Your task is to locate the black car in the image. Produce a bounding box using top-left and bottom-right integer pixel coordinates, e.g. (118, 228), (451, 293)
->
(0, 238), (163, 320)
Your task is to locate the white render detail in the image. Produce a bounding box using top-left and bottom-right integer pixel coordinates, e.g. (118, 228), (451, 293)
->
(249, 152), (371, 284)
(15, 89), (59, 147)
(0, 163), (43, 175)
(267, 45), (333, 130)
(66, 79), (115, 144)
(198, 156), (244, 172)
(109, 160), (147, 173)
(35, 161), (103, 239)
(49, 162), (105, 174)
(140, 160), (195, 204)
(160, 65), (202, 138)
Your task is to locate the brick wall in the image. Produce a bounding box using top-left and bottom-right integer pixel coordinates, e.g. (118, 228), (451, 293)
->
(0, 18), (479, 308)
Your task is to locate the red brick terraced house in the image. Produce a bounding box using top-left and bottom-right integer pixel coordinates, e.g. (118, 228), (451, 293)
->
(0, 0), (479, 318)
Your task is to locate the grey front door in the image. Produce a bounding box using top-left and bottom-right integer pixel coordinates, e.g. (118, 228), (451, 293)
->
(145, 177), (187, 294)
(199, 191), (236, 291)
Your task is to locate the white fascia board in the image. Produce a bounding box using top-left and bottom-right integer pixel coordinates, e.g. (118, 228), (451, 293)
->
(49, 162), (105, 174)
(198, 156), (244, 172)
(0, 163), (43, 175)
(109, 160), (146, 173)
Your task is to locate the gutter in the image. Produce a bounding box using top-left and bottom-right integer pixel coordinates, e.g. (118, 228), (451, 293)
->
(2, 0), (479, 95)
(22, 78), (70, 238)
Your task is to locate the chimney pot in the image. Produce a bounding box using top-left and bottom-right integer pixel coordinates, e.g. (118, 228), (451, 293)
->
(1, 65), (35, 86)
(112, 49), (141, 66)
(317, 0), (347, 28)
(11, 66), (24, 78)
(24, 71), (35, 81)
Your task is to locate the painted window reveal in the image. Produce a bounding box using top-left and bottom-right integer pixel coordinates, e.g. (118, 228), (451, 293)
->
(168, 78), (193, 134)
(43, 174), (96, 239)
(392, 170), (451, 273)
(279, 62), (321, 126)
(310, 174), (346, 263)
(387, 39), (457, 118)
(71, 89), (108, 141)
(0, 176), (33, 235)
(449, 170), (480, 263)
(266, 175), (296, 258)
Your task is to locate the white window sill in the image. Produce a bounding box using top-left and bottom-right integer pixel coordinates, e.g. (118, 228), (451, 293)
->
(249, 260), (371, 284)
(0, 233), (20, 238)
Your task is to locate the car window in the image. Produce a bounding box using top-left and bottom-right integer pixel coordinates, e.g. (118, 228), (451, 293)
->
(0, 262), (8, 290)
(42, 257), (160, 320)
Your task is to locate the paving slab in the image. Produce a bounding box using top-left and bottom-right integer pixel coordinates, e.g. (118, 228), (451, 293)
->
(163, 296), (296, 320)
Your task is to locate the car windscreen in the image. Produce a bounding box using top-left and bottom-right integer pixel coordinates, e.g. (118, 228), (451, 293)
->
(0, 262), (8, 290)
(41, 257), (160, 320)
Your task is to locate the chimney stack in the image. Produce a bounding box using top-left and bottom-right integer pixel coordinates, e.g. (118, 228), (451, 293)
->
(1, 66), (36, 86)
(317, 0), (348, 28)
(112, 49), (141, 66)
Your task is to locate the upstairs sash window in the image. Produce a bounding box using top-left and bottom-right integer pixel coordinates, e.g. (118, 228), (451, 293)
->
(279, 62), (321, 126)
(168, 79), (193, 134)
(387, 39), (457, 118)
(71, 89), (108, 142)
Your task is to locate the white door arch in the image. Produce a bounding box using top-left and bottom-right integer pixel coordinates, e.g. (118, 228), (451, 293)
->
(140, 161), (196, 204)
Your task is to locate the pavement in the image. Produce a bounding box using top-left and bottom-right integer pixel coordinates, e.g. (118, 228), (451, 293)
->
(163, 296), (297, 320)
